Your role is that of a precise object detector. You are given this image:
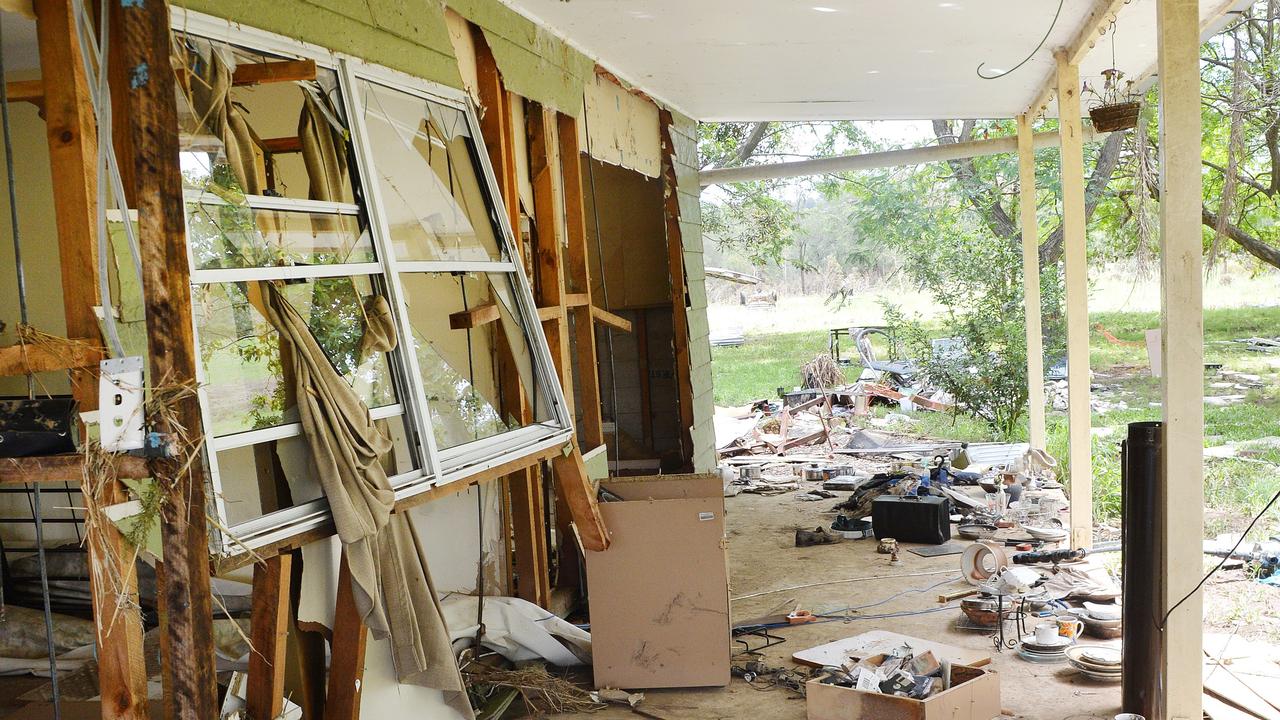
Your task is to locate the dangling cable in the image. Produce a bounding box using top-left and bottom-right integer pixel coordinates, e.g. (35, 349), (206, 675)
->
(1, 13), (62, 716)
(976, 0), (1065, 80)
(580, 94), (621, 475)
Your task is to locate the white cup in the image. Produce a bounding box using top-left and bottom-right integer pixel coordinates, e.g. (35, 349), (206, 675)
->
(1034, 622), (1059, 644)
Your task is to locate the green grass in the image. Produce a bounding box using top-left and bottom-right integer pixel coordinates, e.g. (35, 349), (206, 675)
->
(712, 306), (1280, 531)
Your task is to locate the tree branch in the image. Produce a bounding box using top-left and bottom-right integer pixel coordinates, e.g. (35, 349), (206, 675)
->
(1038, 130), (1127, 265)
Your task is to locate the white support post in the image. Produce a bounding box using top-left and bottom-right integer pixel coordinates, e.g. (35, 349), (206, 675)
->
(1018, 114), (1046, 450)
(1056, 53), (1093, 550)
(1157, 1), (1204, 718)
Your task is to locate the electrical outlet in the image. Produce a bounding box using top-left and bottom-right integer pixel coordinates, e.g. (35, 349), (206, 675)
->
(99, 356), (145, 452)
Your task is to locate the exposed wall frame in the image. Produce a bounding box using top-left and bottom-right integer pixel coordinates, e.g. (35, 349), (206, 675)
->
(169, 9), (577, 559)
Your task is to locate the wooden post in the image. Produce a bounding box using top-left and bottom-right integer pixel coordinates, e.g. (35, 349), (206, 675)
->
(658, 110), (695, 471)
(472, 28), (551, 607)
(1156, 1), (1204, 717)
(549, 438), (610, 552)
(1056, 54), (1093, 550)
(115, 1), (219, 717)
(525, 102), (574, 416)
(33, 1), (150, 717)
(557, 113), (605, 452)
(1017, 114), (1047, 450)
(247, 554), (292, 720)
(324, 555), (368, 720)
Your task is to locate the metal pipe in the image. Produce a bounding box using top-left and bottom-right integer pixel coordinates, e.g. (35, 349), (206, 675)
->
(698, 127), (1105, 187)
(1122, 421), (1162, 720)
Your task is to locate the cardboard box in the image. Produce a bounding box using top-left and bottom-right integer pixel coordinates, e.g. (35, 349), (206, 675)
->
(585, 473), (730, 689)
(806, 665), (1000, 720)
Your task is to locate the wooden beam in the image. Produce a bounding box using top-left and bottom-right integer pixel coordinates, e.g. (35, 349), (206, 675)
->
(591, 305), (632, 333)
(700, 128), (1103, 186)
(0, 339), (101, 376)
(6, 78), (43, 108)
(247, 554), (292, 720)
(1157, 1), (1205, 718)
(231, 59), (317, 86)
(261, 136), (303, 154)
(1057, 53), (1093, 551)
(323, 555), (368, 720)
(1018, 114), (1047, 450)
(35, 2), (150, 719)
(658, 110), (696, 471)
(116, 0), (219, 716)
(525, 103), (574, 420)
(549, 439), (610, 552)
(0, 453), (151, 485)
(466, 25), (550, 607)
(557, 114), (605, 452)
(1025, 0), (1130, 115)
(448, 302), (500, 330)
(537, 305), (563, 323)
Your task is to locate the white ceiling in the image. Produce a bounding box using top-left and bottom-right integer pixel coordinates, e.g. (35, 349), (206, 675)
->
(505, 0), (1251, 121)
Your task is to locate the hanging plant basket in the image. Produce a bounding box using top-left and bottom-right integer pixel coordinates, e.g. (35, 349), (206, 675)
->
(1089, 101), (1140, 132)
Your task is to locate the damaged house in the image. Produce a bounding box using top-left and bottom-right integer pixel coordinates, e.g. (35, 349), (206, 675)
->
(0, 0), (1250, 719)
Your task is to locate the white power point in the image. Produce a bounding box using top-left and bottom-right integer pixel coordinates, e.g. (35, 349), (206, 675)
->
(99, 356), (145, 452)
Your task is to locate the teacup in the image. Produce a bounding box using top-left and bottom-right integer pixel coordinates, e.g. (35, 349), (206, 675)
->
(1056, 615), (1084, 640)
(1034, 622), (1059, 645)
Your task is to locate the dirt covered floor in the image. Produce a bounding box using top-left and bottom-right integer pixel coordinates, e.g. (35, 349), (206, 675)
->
(560, 491), (1124, 720)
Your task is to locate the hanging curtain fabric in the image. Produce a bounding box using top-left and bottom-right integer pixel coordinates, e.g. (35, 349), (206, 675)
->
(188, 46), (266, 195)
(259, 281), (471, 718)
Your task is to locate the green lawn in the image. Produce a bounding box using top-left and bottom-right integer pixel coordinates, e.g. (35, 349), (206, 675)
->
(711, 305), (1280, 527)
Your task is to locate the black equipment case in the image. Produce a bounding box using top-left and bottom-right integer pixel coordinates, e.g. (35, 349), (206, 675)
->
(871, 494), (950, 544)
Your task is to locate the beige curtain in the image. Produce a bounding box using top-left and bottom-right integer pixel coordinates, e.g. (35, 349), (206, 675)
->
(189, 50), (265, 195)
(260, 282), (471, 717)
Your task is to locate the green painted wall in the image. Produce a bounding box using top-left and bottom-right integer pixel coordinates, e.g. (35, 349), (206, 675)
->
(667, 113), (716, 473)
(448, 0), (595, 115)
(177, 0), (463, 89)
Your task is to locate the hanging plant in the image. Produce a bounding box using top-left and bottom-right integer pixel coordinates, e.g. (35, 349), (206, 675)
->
(1086, 69), (1141, 132)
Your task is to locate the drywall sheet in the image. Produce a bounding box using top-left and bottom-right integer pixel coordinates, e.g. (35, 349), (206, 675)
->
(578, 73), (661, 178)
(585, 474), (730, 689)
(582, 159), (669, 309)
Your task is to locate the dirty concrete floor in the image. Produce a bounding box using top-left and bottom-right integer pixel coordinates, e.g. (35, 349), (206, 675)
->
(558, 491), (1122, 720)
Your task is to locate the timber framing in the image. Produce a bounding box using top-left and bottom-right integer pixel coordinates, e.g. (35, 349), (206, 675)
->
(658, 109), (696, 471)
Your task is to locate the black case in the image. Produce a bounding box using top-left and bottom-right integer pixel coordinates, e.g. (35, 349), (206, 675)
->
(871, 494), (950, 544)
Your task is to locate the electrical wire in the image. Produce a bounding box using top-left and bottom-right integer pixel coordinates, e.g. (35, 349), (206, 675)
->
(1159, 485), (1280, 630)
(579, 94), (620, 473)
(975, 0), (1066, 80)
(732, 569), (957, 602)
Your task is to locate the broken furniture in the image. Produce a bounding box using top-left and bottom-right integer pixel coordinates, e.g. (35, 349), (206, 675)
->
(585, 474), (730, 689)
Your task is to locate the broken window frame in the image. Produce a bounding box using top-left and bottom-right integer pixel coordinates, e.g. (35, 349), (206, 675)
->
(173, 10), (572, 556)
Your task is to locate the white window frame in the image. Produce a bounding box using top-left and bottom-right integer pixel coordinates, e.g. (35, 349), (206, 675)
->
(172, 9), (573, 557)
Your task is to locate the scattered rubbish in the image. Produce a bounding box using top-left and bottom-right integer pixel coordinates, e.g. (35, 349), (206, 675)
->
(908, 543), (967, 558)
(797, 526), (843, 546)
(792, 630), (991, 669)
(797, 489), (838, 501)
(1233, 336), (1280, 353)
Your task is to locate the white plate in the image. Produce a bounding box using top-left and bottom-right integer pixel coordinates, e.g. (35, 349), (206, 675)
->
(1083, 601), (1122, 620)
(1020, 633), (1073, 650)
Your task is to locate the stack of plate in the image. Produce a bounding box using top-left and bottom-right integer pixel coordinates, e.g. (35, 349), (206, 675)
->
(1065, 645), (1122, 681)
(1079, 602), (1123, 639)
(1017, 633), (1073, 663)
